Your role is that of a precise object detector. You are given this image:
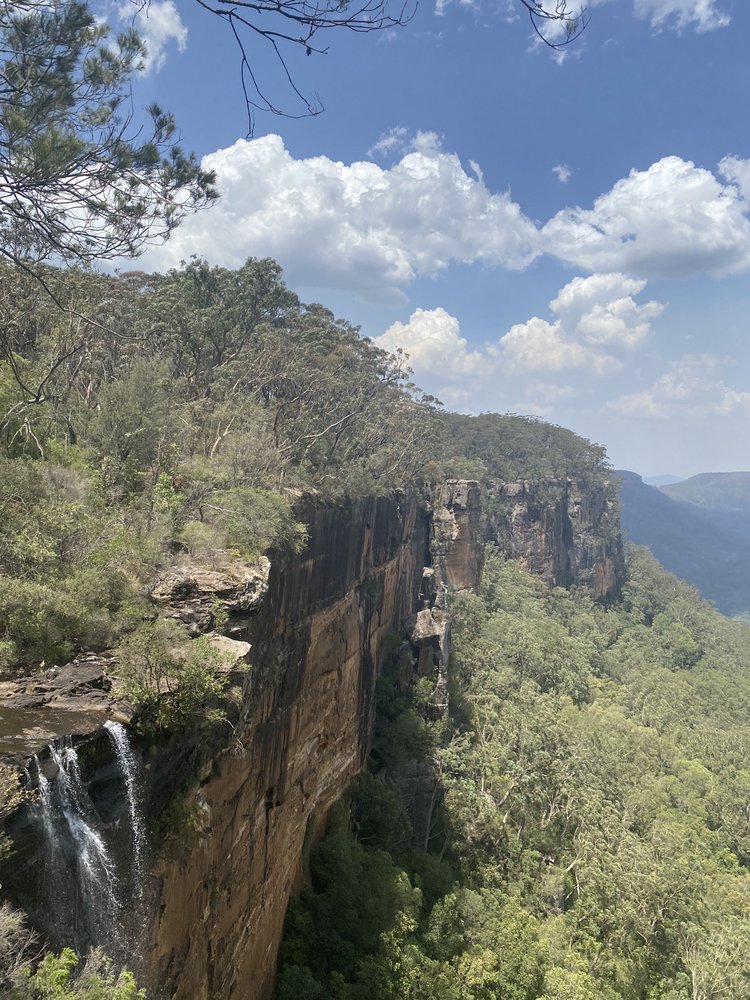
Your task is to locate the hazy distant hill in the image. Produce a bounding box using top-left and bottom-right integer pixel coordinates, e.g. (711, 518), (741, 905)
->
(662, 471), (750, 510)
(643, 474), (684, 487)
(661, 472), (750, 540)
(616, 470), (750, 617)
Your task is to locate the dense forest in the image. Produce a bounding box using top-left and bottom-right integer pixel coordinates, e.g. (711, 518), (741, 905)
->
(2, 257), (749, 999)
(276, 548), (750, 1000)
(2, 0), (749, 995)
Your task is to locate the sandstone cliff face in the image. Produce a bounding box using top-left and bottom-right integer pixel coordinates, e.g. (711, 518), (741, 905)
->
(148, 495), (428, 1000)
(426, 476), (622, 603)
(146, 478), (623, 999)
(430, 480), (483, 593)
(486, 478), (624, 600)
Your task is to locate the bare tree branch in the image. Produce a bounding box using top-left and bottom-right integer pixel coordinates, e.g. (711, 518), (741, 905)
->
(132, 0), (416, 136)
(518, 0), (588, 49)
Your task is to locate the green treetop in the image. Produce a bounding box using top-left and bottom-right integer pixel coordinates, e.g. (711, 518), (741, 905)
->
(0, 0), (216, 270)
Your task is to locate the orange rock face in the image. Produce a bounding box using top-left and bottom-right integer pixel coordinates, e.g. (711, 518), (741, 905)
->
(148, 496), (429, 1000)
(430, 480), (484, 592)
(145, 483), (623, 999)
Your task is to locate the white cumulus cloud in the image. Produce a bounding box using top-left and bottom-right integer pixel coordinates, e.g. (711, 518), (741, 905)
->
(610, 354), (750, 419)
(633, 0), (730, 33)
(500, 272), (664, 374)
(136, 134), (541, 303)
(128, 138), (750, 300)
(550, 273), (664, 348)
(119, 0), (187, 74)
(553, 164), (572, 184)
(543, 156), (750, 278)
(372, 307), (488, 378)
(501, 316), (618, 375)
(368, 126), (409, 158)
(719, 155), (750, 203)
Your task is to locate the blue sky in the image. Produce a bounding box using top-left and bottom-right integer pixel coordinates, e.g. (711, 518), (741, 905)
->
(110, 0), (750, 478)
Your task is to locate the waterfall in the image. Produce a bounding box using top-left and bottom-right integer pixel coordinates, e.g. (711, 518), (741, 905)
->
(51, 742), (121, 931)
(33, 740), (122, 955)
(104, 721), (146, 893)
(31, 724), (148, 964)
(32, 756), (68, 944)
(34, 762), (60, 851)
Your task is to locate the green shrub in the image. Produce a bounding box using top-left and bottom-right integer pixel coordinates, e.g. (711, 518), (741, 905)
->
(0, 577), (87, 667)
(116, 624), (231, 733)
(12, 947), (145, 999)
(207, 487), (307, 560)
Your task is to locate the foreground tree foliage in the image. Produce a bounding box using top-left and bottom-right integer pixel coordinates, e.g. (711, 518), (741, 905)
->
(0, 904), (146, 999)
(277, 548), (750, 1000)
(0, 1), (215, 272)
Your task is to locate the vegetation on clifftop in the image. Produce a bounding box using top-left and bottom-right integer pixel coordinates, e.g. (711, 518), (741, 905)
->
(0, 257), (612, 677)
(2, 252), (748, 997)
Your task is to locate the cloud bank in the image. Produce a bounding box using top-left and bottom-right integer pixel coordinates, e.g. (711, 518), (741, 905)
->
(140, 135), (540, 304)
(500, 273), (664, 374)
(370, 274), (663, 386)
(133, 137), (750, 310)
(543, 156), (750, 278)
(610, 355), (750, 419)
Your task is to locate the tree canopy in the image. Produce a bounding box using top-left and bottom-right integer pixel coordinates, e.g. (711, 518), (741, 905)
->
(0, 0), (215, 272)
(0, 255), (613, 674)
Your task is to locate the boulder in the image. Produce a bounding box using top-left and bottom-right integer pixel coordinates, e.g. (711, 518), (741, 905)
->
(150, 559), (271, 635)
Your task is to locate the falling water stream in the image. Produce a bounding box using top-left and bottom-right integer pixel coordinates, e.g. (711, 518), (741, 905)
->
(104, 720), (146, 896)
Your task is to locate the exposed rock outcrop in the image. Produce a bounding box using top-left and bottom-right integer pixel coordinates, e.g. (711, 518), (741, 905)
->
(148, 494), (428, 1000)
(430, 480), (483, 592)
(150, 559), (270, 637)
(0, 654), (129, 758)
(486, 478), (623, 600)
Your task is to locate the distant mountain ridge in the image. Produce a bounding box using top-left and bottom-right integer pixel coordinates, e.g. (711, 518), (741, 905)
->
(615, 470), (750, 618)
(661, 472), (750, 540)
(643, 474), (684, 487)
(662, 471), (750, 510)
